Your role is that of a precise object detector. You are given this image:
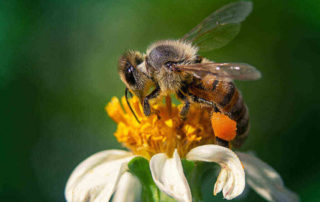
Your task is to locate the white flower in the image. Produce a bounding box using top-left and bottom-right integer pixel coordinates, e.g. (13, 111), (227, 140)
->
(65, 150), (137, 202)
(67, 96), (298, 201)
(65, 144), (245, 202)
(65, 145), (299, 202)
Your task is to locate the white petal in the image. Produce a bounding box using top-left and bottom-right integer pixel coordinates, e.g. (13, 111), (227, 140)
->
(223, 170), (235, 198)
(65, 150), (134, 202)
(214, 168), (228, 195)
(186, 145), (245, 200)
(150, 150), (192, 202)
(237, 152), (300, 202)
(112, 172), (141, 202)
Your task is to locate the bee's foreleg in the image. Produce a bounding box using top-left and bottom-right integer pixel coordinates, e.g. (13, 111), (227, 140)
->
(143, 85), (161, 116)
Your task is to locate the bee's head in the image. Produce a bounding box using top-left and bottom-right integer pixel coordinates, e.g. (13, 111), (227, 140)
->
(146, 40), (198, 73)
(118, 50), (153, 101)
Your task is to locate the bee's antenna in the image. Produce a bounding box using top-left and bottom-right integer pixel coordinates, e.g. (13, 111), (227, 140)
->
(125, 88), (140, 124)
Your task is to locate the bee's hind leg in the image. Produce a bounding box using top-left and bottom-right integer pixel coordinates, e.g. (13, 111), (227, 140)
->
(215, 137), (231, 148)
(188, 93), (220, 112)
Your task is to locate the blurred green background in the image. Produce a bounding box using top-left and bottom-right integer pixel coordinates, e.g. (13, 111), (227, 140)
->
(1, 0), (320, 201)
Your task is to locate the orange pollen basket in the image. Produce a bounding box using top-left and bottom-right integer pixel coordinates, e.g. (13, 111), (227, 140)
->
(211, 112), (237, 141)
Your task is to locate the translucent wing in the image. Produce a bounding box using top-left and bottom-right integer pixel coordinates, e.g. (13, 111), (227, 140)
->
(175, 63), (261, 81)
(181, 1), (253, 52)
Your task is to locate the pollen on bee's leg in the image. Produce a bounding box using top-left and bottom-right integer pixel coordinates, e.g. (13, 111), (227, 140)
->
(211, 112), (237, 141)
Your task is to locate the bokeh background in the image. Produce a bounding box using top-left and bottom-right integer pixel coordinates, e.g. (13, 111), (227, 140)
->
(1, 0), (320, 201)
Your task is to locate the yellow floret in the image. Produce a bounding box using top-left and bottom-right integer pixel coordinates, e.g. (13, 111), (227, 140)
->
(106, 96), (220, 159)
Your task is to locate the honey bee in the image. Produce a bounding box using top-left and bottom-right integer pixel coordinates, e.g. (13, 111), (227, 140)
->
(118, 1), (261, 148)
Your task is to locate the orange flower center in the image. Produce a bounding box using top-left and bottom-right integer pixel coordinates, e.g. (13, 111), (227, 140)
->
(106, 96), (236, 159)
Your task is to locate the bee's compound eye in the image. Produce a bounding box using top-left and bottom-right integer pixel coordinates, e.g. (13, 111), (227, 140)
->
(165, 61), (173, 68)
(165, 61), (178, 71)
(125, 62), (136, 85)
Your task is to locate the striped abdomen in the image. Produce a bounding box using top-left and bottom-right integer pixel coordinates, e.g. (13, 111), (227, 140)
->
(188, 79), (250, 148)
